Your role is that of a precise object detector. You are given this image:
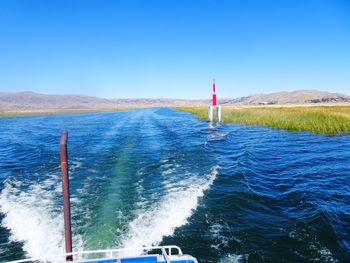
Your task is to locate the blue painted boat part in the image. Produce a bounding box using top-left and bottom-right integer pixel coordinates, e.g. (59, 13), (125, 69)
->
(7, 245), (199, 263)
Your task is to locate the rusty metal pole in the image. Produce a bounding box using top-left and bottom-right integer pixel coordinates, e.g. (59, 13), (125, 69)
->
(60, 130), (73, 261)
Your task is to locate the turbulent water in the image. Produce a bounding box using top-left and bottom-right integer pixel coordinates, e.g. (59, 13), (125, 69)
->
(0, 108), (349, 262)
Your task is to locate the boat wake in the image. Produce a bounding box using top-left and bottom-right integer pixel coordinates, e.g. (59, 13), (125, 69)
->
(0, 175), (83, 260)
(121, 165), (219, 249)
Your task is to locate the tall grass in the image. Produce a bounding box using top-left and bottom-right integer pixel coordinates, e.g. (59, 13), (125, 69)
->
(176, 106), (350, 134)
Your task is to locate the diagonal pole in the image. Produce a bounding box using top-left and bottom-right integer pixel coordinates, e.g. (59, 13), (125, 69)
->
(60, 130), (73, 261)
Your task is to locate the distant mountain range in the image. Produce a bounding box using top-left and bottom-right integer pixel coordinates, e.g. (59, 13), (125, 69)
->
(220, 90), (350, 105)
(0, 90), (349, 110)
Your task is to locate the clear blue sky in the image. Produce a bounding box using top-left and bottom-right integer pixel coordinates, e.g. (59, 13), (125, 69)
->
(0, 0), (349, 99)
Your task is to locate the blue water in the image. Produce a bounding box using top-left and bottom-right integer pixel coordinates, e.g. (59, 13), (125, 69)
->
(0, 108), (349, 262)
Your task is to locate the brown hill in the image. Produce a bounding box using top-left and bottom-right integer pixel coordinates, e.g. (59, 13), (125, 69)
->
(0, 90), (349, 110)
(222, 90), (350, 105)
(0, 91), (209, 110)
(0, 91), (117, 110)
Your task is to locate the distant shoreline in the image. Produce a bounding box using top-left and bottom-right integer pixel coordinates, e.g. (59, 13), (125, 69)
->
(0, 108), (136, 118)
(1, 90), (349, 111)
(2, 104), (350, 118)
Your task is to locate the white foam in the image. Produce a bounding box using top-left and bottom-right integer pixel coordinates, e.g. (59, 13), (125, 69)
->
(210, 223), (230, 250)
(0, 176), (83, 261)
(121, 166), (218, 250)
(218, 253), (249, 263)
(208, 131), (230, 142)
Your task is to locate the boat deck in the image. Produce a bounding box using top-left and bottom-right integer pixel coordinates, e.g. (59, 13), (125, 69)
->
(80, 255), (196, 263)
(7, 245), (198, 263)
(81, 256), (196, 263)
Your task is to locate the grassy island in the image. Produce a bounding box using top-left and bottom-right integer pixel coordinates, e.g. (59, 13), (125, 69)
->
(176, 105), (350, 134)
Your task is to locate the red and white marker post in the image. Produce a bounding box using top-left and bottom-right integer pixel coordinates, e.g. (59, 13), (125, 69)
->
(208, 79), (222, 122)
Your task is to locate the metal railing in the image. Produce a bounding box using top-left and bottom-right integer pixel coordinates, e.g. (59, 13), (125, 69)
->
(7, 245), (183, 263)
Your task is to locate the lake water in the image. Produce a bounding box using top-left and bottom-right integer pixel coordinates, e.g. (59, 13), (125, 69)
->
(0, 108), (349, 262)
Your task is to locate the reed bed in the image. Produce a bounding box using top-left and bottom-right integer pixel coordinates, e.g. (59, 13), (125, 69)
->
(176, 105), (350, 134)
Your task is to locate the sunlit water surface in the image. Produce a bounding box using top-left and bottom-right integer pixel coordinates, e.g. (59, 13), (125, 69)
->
(0, 108), (349, 262)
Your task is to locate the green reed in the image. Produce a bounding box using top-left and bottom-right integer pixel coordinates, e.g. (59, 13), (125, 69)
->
(176, 106), (350, 134)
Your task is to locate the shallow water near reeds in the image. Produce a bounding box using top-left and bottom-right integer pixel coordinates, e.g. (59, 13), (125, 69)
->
(0, 108), (349, 262)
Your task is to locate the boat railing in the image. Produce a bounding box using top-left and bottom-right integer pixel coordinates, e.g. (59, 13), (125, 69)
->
(7, 245), (183, 263)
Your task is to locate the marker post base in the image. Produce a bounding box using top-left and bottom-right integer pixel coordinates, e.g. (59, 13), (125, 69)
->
(208, 105), (221, 123)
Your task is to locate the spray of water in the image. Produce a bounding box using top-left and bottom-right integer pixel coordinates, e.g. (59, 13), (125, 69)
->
(0, 176), (83, 260)
(121, 166), (218, 249)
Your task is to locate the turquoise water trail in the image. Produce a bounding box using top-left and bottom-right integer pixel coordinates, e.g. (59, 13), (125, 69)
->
(0, 108), (349, 262)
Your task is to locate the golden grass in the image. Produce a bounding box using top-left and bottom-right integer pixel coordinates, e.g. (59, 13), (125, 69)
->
(176, 105), (350, 134)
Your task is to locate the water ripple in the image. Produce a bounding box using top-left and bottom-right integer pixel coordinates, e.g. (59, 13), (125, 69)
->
(0, 108), (349, 262)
